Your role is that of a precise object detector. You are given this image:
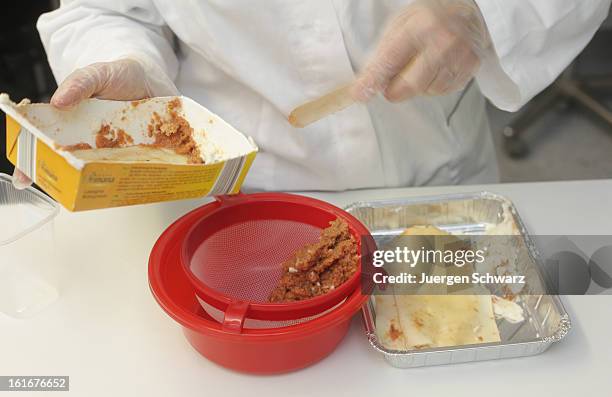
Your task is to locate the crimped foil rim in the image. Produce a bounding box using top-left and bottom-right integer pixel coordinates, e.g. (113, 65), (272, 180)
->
(545, 314), (572, 343)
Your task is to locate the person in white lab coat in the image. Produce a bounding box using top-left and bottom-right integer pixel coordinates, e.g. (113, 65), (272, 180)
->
(12, 0), (611, 191)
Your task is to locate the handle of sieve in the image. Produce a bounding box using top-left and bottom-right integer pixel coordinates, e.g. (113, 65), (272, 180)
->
(214, 192), (246, 207)
(222, 300), (250, 333)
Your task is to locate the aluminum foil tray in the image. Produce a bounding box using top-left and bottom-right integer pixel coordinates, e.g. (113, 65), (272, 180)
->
(344, 192), (571, 368)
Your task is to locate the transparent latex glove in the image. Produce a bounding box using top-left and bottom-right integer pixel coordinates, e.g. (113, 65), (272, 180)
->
(351, 0), (492, 103)
(12, 56), (178, 189)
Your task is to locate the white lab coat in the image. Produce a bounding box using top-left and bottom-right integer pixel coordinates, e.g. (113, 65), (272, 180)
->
(37, 0), (610, 191)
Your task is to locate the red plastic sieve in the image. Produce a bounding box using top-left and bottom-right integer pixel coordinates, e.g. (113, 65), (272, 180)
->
(180, 193), (372, 330)
(148, 200), (370, 373)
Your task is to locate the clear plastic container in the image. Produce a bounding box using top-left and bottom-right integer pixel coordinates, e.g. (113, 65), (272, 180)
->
(0, 173), (60, 318)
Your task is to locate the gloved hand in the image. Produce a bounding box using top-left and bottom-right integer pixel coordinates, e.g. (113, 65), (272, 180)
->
(351, 0), (491, 103)
(12, 56), (178, 189)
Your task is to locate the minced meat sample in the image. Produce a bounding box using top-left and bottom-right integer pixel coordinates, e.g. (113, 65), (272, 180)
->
(95, 124), (134, 148)
(59, 98), (204, 164)
(146, 98), (203, 164)
(57, 142), (93, 151)
(268, 218), (359, 302)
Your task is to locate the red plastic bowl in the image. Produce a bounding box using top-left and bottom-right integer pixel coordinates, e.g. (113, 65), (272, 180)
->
(149, 200), (370, 374)
(180, 193), (370, 322)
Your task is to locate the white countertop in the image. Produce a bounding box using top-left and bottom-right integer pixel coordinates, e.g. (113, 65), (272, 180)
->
(1, 179), (611, 397)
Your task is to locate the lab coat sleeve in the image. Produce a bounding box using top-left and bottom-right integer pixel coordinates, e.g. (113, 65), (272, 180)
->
(473, 0), (611, 112)
(37, 0), (179, 94)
